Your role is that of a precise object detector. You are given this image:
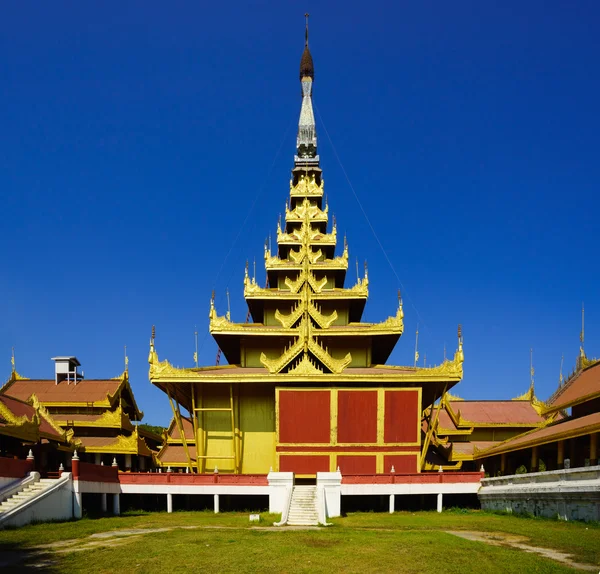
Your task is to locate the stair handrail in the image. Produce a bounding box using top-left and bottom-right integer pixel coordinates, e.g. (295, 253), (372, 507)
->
(274, 485), (293, 527)
(0, 472), (39, 504)
(316, 485), (331, 526)
(0, 472), (71, 527)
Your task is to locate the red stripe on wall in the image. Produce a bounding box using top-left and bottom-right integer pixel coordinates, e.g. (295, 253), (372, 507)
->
(384, 390), (419, 443)
(276, 446), (420, 453)
(279, 455), (330, 474)
(337, 390), (377, 444)
(337, 455), (377, 474)
(384, 454), (418, 474)
(278, 390), (330, 444)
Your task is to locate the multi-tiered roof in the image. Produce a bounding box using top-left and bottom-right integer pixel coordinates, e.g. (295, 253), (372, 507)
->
(149, 19), (464, 411)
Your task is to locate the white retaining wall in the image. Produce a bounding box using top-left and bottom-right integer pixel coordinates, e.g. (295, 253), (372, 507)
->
(478, 465), (600, 522)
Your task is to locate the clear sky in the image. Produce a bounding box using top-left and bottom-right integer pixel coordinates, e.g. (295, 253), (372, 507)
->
(1, 2), (598, 426)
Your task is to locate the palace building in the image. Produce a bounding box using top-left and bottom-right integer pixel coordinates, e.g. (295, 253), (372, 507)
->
(148, 21), (465, 477)
(1, 357), (160, 471)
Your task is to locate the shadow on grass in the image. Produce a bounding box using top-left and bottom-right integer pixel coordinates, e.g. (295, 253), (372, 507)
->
(0, 539), (60, 573)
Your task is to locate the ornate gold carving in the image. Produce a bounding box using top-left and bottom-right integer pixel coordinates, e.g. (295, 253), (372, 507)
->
(149, 341), (199, 380)
(274, 304), (303, 329)
(378, 300), (404, 332)
(286, 197), (328, 222)
(308, 338), (352, 373)
(284, 270), (306, 293)
(289, 173), (324, 196)
(29, 394), (66, 438)
(287, 354), (323, 375)
(413, 335), (464, 379)
(308, 301), (337, 329)
(260, 334), (305, 374)
(307, 270), (328, 293)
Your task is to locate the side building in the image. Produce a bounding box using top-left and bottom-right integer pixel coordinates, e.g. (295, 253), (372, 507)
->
(476, 351), (600, 474)
(1, 356), (161, 471)
(428, 388), (556, 471)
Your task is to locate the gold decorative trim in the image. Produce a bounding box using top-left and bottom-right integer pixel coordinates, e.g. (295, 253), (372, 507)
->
(289, 173), (324, 197)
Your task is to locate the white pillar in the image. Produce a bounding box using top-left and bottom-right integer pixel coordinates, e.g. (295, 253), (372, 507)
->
(267, 472), (295, 514)
(113, 493), (120, 515)
(389, 494), (395, 514)
(73, 491), (83, 519)
(214, 494), (220, 514)
(95, 453), (101, 465)
(125, 454), (132, 469)
(101, 493), (107, 513)
(437, 492), (443, 513)
(167, 493), (173, 513)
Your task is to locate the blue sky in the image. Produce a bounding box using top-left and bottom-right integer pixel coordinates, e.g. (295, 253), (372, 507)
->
(1, 2), (598, 426)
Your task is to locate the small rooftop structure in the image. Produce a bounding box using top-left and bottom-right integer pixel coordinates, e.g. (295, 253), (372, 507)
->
(51, 356), (83, 384)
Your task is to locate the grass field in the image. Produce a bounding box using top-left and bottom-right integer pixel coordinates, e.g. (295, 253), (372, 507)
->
(0, 510), (598, 573)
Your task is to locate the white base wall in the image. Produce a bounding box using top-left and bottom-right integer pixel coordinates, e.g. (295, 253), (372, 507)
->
(479, 466), (600, 522)
(0, 474), (74, 529)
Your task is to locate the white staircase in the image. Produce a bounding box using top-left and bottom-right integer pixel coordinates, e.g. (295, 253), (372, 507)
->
(286, 485), (319, 526)
(0, 478), (59, 514)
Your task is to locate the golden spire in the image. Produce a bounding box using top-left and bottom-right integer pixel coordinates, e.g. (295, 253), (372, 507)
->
(414, 325), (419, 367)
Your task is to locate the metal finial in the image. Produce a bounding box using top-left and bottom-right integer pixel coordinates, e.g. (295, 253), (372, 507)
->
(10, 347), (15, 373)
(559, 354), (564, 386)
(530, 347), (535, 389)
(414, 325), (420, 367)
(457, 324), (462, 340)
(151, 325), (156, 341)
(580, 302), (585, 356)
(305, 13), (309, 46)
(124, 345), (128, 372)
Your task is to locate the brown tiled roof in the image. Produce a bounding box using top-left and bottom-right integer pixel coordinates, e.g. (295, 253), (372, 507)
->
(451, 441), (497, 455)
(6, 379), (122, 405)
(450, 400), (544, 426)
(76, 436), (122, 448)
(0, 394), (63, 440)
(546, 361), (600, 413)
(157, 444), (198, 464)
(438, 409), (457, 430)
(476, 412), (600, 457)
(169, 416), (194, 440)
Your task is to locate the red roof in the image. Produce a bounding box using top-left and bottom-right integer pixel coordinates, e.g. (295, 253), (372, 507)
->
(157, 444), (198, 464)
(451, 441), (497, 456)
(169, 416), (194, 440)
(546, 361), (600, 413)
(5, 379), (122, 404)
(476, 411), (600, 457)
(450, 400), (544, 426)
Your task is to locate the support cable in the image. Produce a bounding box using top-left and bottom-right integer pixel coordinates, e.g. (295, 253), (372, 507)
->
(314, 103), (438, 346)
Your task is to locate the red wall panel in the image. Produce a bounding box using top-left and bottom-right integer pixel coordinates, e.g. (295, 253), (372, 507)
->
(384, 454), (418, 474)
(278, 390), (330, 444)
(279, 455), (329, 474)
(384, 390), (419, 443)
(337, 390), (377, 444)
(336, 455), (377, 474)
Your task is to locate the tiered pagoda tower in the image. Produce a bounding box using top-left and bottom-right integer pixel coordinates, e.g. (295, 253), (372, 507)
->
(149, 21), (464, 476)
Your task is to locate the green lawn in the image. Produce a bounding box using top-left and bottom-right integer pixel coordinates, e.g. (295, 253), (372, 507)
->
(0, 510), (598, 573)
